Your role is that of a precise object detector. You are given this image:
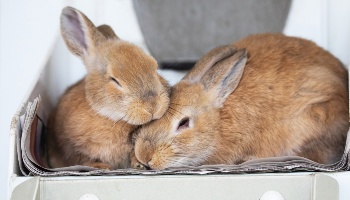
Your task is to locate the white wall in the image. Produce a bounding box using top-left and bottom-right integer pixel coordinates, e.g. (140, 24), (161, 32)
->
(0, 1), (144, 199)
(1, 0), (350, 199)
(284, 0), (350, 66)
(328, 0), (350, 66)
(0, 2), (62, 200)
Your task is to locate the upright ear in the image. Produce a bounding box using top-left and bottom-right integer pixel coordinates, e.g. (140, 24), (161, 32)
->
(182, 45), (237, 83)
(201, 49), (247, 107)
(60, 6), (105, 58)
(97, 24), (119, 39)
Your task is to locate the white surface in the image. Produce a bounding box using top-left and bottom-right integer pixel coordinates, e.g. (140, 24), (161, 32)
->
(330, 172), (350, 200)
(1, 1), (350, 199)
(8, 173), (340, 199)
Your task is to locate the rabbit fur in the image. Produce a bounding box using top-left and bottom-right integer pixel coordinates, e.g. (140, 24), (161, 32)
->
(134, 33), (349, 170)
(47, 7), (170, 169)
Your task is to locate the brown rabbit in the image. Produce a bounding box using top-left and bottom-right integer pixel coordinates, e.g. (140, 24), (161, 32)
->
(47, 7), (170, 169)
(133, 33), (349, 170)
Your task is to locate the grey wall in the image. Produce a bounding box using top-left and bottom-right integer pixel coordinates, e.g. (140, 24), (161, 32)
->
(133, 0), (291, 64)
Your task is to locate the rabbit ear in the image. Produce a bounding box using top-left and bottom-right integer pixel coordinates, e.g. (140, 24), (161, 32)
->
(201, 49), (247, 107)
(97, 24), (119, 39)
(182, 45), (237, 83)
(60, 7), (104, 57)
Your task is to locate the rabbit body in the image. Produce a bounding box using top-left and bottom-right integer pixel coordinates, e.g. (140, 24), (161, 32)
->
(134, 33), (348, 170)
(213, 34), (348, 164)
(48, 80), (135, 169)
(47, 7), (170, 169)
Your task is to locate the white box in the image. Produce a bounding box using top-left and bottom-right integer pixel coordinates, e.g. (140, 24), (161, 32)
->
(7, 38), (349, 200)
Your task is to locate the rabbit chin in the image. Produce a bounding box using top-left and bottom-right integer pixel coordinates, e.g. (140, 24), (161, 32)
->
(95, 106), (153, 125)
(87, 102), (146, 125)
(148, 156), (207, 170)
(146, 149), (213, 170)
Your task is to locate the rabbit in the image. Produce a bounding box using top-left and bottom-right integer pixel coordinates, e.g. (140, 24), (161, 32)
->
(133, 33), (349, 170)
(47, 6), (170, 170)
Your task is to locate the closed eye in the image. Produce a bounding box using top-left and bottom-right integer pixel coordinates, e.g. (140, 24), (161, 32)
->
(110, 77), (122, 87)
(177, 117), (189, 131)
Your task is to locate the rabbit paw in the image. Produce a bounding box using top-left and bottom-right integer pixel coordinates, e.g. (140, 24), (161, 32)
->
(132, 161), (146, 170)
(130, 152), (146, 170)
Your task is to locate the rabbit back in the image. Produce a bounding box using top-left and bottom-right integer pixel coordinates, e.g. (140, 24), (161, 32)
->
(215, 33), (348, 164)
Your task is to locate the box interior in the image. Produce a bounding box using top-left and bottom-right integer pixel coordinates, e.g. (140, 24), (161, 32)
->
(10, 36), (350, 177)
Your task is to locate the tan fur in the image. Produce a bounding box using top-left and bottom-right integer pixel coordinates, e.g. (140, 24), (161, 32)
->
(134, 33), (348, 170)
(47, 7), (170, 169)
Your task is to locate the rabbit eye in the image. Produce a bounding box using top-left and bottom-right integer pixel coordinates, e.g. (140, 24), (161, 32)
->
(110, 77), (122, 87)
(177, 117), (190, 131)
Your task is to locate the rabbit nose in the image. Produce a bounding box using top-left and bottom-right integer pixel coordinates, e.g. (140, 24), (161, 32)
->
(142, 92), (159, 116)
(142, 90), (157, 100)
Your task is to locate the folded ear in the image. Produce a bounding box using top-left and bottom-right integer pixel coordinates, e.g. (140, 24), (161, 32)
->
(182, 45), (237, 83)
(60, 6), (105, 58)
(97, 24), (119, 39)
(201, 49), (247, 107)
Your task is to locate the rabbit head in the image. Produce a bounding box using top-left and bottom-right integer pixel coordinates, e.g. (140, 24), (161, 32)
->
(60, 7), (169, 125)
(134, 46), (247, 169)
